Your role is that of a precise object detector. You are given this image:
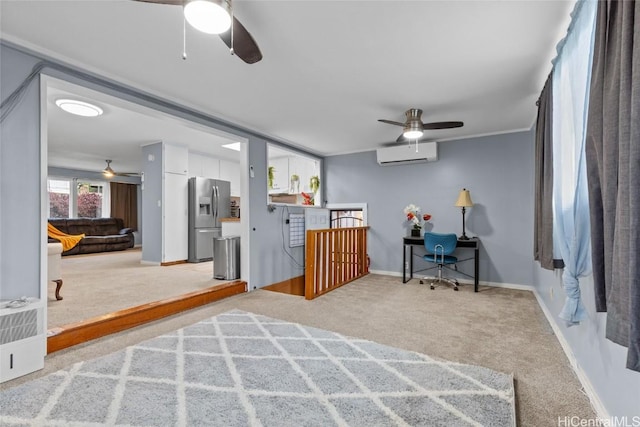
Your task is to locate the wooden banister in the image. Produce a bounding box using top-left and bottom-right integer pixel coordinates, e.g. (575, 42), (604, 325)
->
(305, 226), (369, 300)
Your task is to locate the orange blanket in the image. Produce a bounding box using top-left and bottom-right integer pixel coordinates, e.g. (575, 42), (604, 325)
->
(47, 223), (84, 252)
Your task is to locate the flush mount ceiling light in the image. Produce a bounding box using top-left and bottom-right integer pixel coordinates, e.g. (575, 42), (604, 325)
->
(184, 0), (231, 34)
(55, 99), (103, 117)
(222, 142), (241, 151)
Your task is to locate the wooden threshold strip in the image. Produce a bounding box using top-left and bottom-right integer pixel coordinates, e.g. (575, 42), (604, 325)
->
(47, 281), (247, 354)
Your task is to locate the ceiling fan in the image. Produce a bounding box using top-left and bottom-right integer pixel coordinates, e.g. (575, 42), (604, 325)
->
(133, 0), (262, 64)
(102, 160), (140, 178)
(378, 108), (464, 144)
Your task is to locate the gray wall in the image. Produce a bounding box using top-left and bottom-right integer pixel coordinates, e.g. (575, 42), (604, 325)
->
(325, 131), (536, 286)
(533, 265), (640, 418)
(0, 45), (42, 300)
(141, 143), (162, 263)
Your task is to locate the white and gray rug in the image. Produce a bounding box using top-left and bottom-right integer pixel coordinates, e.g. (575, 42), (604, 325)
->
(0, 310), (515, 426)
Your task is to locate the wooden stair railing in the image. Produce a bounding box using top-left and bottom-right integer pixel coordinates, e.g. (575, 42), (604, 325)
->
(305, 226), (369, 300)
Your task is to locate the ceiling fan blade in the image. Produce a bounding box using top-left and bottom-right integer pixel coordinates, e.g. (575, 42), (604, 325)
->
(132, 0), (183, 5)
(219, 16), (262, 64)
(378, 119), (405, 127)
(422, 121), (464, 130)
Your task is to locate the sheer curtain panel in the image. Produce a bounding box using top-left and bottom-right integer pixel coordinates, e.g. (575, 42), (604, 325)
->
(551, 0), (597, 327)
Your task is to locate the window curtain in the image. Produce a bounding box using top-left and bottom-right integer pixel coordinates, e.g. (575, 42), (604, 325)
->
(534, 75), (556, 270)
(110, 182), (138, 231)
(551, 0), (597, 327)
(585, 0), (640, 372)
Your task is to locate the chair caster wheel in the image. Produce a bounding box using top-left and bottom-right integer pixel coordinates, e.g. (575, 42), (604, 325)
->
(419, 280), (424, 284)
(430, 285), (435, 290)
(454, 287), (459, 291)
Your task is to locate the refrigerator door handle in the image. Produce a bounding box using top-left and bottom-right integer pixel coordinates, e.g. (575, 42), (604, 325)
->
(212, 185), (218, 222)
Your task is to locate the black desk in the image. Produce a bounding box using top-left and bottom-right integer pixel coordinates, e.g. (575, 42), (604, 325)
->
(402, 236), (480, 292)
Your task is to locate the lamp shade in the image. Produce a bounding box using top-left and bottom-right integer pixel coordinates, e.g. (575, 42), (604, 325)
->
(455, 188), (473, 207)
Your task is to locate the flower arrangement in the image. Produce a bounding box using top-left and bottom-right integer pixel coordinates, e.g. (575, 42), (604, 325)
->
(301, 191), (314, 205)
(404, 204), (432, 232)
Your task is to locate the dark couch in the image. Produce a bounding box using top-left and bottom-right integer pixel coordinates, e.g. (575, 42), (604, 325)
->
(48, 218), (135, 255)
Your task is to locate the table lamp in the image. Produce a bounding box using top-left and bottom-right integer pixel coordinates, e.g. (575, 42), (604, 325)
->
(455, 188), (473, 240)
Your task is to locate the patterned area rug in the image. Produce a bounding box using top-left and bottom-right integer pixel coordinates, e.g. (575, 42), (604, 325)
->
(1, 310), (515, 426)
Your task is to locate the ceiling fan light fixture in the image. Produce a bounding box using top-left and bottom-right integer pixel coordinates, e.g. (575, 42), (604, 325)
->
(55, 99), (103, 117)
(184, 0), (231, 35)
(103, 160), (115, 177)
(403, 125), (423, 140)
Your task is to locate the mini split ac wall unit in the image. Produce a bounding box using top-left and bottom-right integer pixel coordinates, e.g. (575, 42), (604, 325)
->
(376, 142), (438, 166)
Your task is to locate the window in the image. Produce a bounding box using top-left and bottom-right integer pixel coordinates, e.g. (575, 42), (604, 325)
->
(327, 203), (368, 229)
(47, 178), (110, 219)
(48, 179), (71, 218)
(267, 144), (321, 207)
(330, 210), (364, 228)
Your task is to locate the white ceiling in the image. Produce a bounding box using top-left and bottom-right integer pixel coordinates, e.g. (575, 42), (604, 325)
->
(1, 0), (575, 173)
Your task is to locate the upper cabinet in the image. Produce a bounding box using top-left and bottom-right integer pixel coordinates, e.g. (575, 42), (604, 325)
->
(189, 152), (240, 197)
(188, 152), (220, 178)
(219, 159), (240, 197)
(164, 143), (188, 175)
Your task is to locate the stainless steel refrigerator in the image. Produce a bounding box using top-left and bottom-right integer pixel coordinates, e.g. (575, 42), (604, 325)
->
(188, 177), (231, 262)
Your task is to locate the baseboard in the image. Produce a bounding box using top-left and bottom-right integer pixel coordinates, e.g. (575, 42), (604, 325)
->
(532, 290), (609, 420)
(369, 269), (402, 277)
(160, 260), (187, 266)
(370, 270), (535, 292)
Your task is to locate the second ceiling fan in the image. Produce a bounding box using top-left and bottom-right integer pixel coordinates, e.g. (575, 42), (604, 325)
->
(134, 0), (262, 64)
(379, 108), (464, 144)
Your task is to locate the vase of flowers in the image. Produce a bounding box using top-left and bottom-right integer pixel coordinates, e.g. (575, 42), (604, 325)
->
(404, 204), (432, 237)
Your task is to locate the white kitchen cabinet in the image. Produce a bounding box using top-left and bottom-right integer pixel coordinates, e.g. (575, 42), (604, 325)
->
(164, 143), (188, 175)
(163, 172), (188, 262)
(188, 152), (220, 179)
(219, 159), (240, 196)
(203, 156), (220, 179)
(188, 152), (203, 177)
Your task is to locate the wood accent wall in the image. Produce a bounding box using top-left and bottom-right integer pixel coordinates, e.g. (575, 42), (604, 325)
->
(305, 227), (369, 300)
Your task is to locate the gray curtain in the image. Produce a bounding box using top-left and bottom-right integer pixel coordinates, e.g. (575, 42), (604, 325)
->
(534, 75), (556, 270)
(585, 0), (640, 372)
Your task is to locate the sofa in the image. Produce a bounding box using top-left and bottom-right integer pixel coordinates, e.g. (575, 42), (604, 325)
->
(48, 218), (135, 256)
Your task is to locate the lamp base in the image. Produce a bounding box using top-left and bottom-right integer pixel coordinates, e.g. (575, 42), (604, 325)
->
(458, 235), (470, 240)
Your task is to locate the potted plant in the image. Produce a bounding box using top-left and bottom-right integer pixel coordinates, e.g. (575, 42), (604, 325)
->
(310, 175), (320, 194)
(404, 204), (432, 237)
(268, 166), (275, 189)
(290, 174), (300, 193)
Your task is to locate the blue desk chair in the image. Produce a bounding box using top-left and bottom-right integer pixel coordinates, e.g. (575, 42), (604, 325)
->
(419, 232), (460, 291)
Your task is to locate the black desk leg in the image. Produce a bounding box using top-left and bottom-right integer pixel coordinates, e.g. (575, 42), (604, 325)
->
(474, 247), (479, 292)
(409, 245), (414, 282)
(402, 244), (407, 283)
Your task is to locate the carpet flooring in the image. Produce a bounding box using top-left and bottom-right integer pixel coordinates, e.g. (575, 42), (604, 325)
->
(1, 310), (515, 426)
(25, 266), (597, 425)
